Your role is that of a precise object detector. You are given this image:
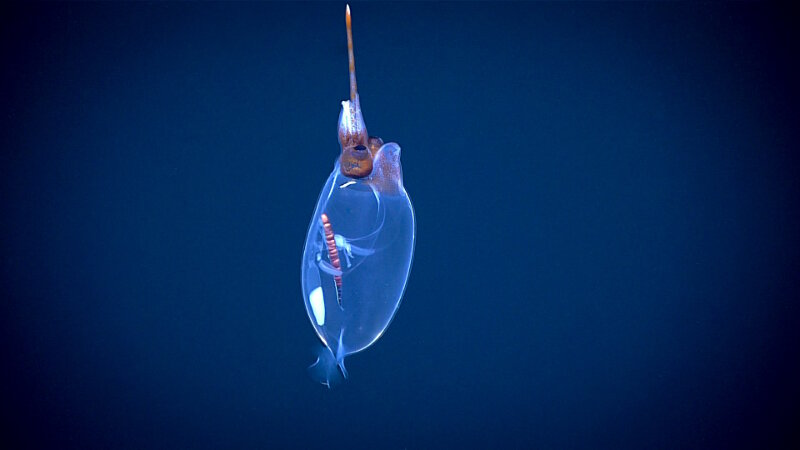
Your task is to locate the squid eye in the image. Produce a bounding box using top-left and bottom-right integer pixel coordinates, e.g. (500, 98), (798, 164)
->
(354, 145), (367, 151)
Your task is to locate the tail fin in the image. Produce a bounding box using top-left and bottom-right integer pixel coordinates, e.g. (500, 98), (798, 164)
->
(308, 344), (348, 388)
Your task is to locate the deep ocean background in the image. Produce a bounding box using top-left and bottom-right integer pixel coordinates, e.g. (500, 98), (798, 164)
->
(2, 2), (799, 448)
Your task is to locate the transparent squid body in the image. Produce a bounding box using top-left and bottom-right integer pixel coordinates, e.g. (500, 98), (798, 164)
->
(301, 143), (414, 383)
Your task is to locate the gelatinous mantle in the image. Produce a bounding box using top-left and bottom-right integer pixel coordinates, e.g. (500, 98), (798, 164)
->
(301, 164), (414, 385)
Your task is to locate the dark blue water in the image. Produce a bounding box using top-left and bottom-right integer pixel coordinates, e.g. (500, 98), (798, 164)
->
(2, 2), (798, 448)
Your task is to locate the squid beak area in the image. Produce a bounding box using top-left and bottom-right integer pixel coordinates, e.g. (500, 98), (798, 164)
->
(340, 144), (373, 178)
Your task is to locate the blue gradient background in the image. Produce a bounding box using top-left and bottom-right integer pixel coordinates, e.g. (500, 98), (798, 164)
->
(2, 2), (798, 448)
